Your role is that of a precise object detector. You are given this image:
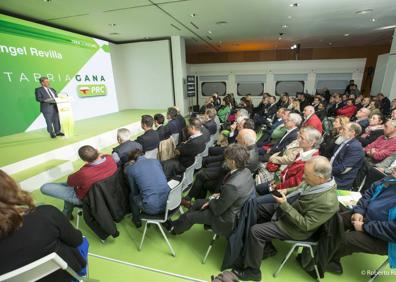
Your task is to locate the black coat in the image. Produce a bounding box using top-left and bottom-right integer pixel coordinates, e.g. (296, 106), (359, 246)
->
(204, 119), (218, 135)
(82, 169), (130, 240)
(136, 129), (160, 152)
(156, 125), (171, 141)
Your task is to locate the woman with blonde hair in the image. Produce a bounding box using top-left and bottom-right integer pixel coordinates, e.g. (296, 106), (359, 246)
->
(0, 170), (87, 280)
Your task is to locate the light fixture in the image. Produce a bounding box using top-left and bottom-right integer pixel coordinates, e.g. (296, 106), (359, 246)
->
(208, 30), (213, 34)
(216, 21), (228, 25)
(281, 24), (288, 28)
(43, 0), (52, 2)
(290, 44), (297, 49)
(371, 18), (376, 22)
(278, 37), (282, 40)
(190, 13), (196, 17)
(108, 23), (116, 27)
(289, 3), (299, 7)
(288, 15), (292, 19)
(328, 42), (333, 46)
(355, 9), (373, 15)
(344, 33), (350, 37)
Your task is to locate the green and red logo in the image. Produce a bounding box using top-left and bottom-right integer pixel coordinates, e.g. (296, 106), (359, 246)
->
(77, 84), (107, 97)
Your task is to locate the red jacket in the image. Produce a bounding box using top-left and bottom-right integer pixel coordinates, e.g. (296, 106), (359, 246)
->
(276, 151), (320, 190)
(302, 114), (323, 134)
(67, 155), (118, 199)
(336, 104), (357, 118)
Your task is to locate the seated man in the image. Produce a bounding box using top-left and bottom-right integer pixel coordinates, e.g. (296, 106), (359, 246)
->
(259, 112), (301, 162)
(365, 119), (396, 163)
(154, 113), (171, 141)
(112, 128), (142, 166)
(354, 107), (370, 131)
(361, 151), (396, 192)
(41, 145), (117, 219)
(182, 128), (259, 207)
(161, 117), (206, 180)
(301, 105), (323, 134)
(166, 107), (182, 135)
(256, 108), (287, 147)
(124, 149), (170, 227)
(169, 144), (255, 236)
(136, 115), (160, 152)
(233, 156), (339, 281)
(327, 167), (396, 274)
(330, 122), (364, 190)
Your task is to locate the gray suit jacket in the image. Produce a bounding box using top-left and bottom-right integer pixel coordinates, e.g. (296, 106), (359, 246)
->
(35, 86), (58, 113)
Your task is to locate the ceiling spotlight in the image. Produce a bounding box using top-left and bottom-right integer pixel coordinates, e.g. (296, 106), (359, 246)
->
(355, 9), (373, 15)
(289, 3), (299, 7)
(278, 37), (282, 40)
(328, 42), (333, 46)
(371, 18), (376, 22)
(344, 33), (350, 37)
(208, 30), (213, 34)
(281, 24), (288, 28)
(190, 13), (196, 17)
(288, 15), (292, 19)
(108, 23), (116, 27)
(290, 44), (298, 49)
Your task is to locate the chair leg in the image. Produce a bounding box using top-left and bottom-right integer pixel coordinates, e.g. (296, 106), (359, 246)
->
(273, 244), (298, 278)
(138, 221), (148, 251)
(156, 222), (176, 257)
(368, 259), (388, 282)
(202, 234), (218, 264)
(308, 245), (321, 282)
(179, 206), (184, 214)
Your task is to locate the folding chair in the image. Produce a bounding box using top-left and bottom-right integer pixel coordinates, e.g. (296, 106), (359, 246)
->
(144, 148), (158, 159)
(171, 133), (179, 146)
(0, 252), (87, 282)
(195, 153), (203, 170)
(138, 180), (183, 257)
(273, 240), (320, 281)
(368, 258), (388, 282)
(182, 157), (199, 192)
(202, 226), (219, 264)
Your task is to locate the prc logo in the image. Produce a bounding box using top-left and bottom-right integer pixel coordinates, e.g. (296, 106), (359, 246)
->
(77, 84), (107, 97)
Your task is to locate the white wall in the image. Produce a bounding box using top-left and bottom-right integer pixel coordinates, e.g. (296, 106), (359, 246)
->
(188, 58), (366, 105)
(171, 36), (189, 115)
(111, 40), (174, 110)
(372, 53), (389, 95)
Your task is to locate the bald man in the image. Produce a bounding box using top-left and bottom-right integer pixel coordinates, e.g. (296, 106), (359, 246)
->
(302, 106), (323, 134)
(181, 128), (259, 208)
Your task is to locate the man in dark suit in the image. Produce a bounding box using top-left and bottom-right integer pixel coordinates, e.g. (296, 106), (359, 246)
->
(136, 115), (160, 152)
(154, 113), (171, 141)
(259, 112), (301, 162)
(35, 76), (64, 138)
(330, 122), (365, 190)
(169, 144), (255, 237)
(161, 117), (206, 180)
(112, 128), (142, 167)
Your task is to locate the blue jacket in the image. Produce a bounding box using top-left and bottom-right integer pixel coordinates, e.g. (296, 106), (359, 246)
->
(270, 127), (298, 154)
(332, 138), (364, 190)
(354, 176), (396, 268)
(125, 156), (170, 214)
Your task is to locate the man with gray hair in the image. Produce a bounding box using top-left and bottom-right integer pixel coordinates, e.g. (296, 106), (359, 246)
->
(112, 128), (142, 166)
(302, 105), (323, 134)
(259, 112), (301, 162)
(355, 107), (370, 131)
(233, 156), (339, 281)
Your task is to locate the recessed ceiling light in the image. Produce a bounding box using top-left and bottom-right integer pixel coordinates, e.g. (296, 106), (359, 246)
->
(109, 32), (119, 35)
(208, 30), (213, 34)
(281, 24), (288, 28)
(355, 9), (373, 15)
(288, 16), (292, 19)
(289, 3), (299, 7)
(278, 37), (282, 40)
(216, 21), (228, 25)
(190, 13), (196, 17)
(328, 42), (333, 46)
(371, 18), (376, 22)
(108, 23), (116, 27)
(344, 33), (350, 37)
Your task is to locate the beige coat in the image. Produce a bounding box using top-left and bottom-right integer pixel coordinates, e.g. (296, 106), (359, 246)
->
(158, 138), (176, 161)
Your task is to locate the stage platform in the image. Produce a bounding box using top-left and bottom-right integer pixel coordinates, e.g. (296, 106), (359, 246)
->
(0, 109), (163, 191)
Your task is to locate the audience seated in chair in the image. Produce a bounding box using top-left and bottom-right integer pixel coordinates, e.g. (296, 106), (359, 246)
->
(301, 105), (323, 134)
(357, 113), (384, 147)
(161, 117), (206, 180)
(330, 122), (364, 190)
(320, 116), (349, 159)
(124, 149), (170, 228)
(154, 113), (171, 141)
(112, 128), (142, 166)
(327, 168), (396, 274)
(354, 107), (370, 132)
(336, 98), (357, 118)
(203, 108), (218, 135)
(361, 152), (396, 193)
(169, 144), (255, 237)
(0, 171), (87, 281)
(364, 119), (396, 164)
(232, 156), (339, 281)
(40, 145), (117, 219)
(256, 108), (288, 147)
(136, 115), (160, 153)
(182, 128), (259, 208)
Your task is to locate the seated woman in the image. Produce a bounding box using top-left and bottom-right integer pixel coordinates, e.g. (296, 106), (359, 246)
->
(357, 113), (384, 147)
(124, 149), (170, 227)
(0, 170), (87, 281)
(256, 126), (322, 204)
(320, 115), (349, 158)
(169, 144), (255, 237)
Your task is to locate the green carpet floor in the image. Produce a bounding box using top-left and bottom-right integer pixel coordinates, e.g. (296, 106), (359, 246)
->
(0, 109), (163, 167)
